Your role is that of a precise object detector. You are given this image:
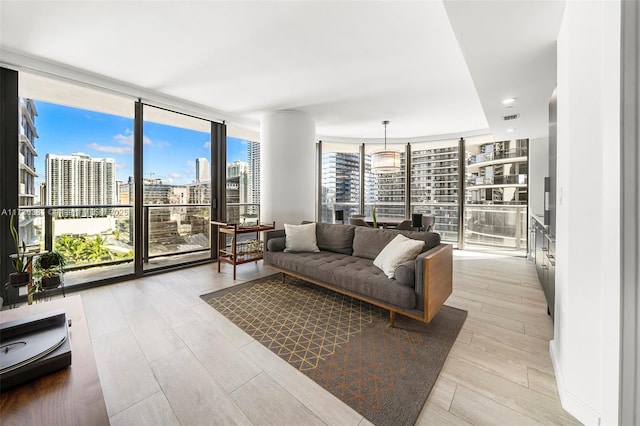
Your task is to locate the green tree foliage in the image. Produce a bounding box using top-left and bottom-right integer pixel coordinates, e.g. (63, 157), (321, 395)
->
(54, 234), (132, 266)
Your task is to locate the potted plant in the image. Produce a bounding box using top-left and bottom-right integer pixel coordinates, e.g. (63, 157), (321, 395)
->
(8, 214), (31, 285)
(34, 251), (66, 289)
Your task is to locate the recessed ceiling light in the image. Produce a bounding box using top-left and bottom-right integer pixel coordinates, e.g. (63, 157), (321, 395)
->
(506, 128), (515, 133)
(502, 98), (516, 105)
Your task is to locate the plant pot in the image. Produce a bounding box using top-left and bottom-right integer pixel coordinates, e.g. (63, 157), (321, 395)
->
(41, 275), (62, 289)
(9, 272), (30, 286)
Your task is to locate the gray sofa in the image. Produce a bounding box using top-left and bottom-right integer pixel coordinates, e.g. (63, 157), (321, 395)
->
(263, 222), (453, 326)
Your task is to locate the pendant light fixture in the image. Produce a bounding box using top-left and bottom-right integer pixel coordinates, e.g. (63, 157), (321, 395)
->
(371, 120), (401, 173)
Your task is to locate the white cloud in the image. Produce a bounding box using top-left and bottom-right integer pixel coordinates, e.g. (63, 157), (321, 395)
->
(169, 172), (181, 179)
(114, 133), (133, 147)
(204, 141), (211, 148)
(187, 160), (196, 168)
(87, 142), (131, 154)
(90, 132), (168, 155)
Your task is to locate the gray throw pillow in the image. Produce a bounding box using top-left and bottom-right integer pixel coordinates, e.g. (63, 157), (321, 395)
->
(315, 222), (355, 255)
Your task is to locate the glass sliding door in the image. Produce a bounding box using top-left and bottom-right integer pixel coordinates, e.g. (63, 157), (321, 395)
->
(320, 142), (361, 223)
(142, 105), (212, 270)
(18, 72), (135, 287)
(410, 140), (460, 245)
(464, 138), (529, 254)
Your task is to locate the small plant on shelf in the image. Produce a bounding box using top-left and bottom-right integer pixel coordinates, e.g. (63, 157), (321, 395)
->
(34, 251), (67, 289)
(9, 213), (32, 285)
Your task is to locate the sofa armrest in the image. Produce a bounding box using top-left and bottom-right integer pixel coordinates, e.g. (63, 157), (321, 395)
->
(414, 243), (453, 321)
(265, 229), (286, 251)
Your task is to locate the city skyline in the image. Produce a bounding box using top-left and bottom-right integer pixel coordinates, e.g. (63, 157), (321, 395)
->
(32, 100), (251, 192)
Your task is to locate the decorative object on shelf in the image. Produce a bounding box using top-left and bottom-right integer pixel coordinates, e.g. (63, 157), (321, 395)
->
(371, 120), (401, 173)
(8, 214), (31, 285)
(33, 251), (66, 290)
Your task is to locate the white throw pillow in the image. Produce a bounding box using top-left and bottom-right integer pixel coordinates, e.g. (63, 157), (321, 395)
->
(284, 223), (320, 253)
(373, 234), (424, 279)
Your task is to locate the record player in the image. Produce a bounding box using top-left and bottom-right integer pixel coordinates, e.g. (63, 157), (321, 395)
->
(0, 309), (72, 391)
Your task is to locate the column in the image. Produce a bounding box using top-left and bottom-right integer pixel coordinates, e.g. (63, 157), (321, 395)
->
(260, 111), (316, 227)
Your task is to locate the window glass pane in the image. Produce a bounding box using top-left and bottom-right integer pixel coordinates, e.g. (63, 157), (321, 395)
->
(464, 138), (529, 254)
(410, 140), (460, 245)
(321, 143), (360, 223)
(226, 136), (260, 224)
(365, 143), (406, 219)
(18, 72), (134, 286)
(142, 105), (211, 269)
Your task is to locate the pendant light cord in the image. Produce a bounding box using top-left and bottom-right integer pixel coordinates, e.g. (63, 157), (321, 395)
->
(382, 120), (389, 149)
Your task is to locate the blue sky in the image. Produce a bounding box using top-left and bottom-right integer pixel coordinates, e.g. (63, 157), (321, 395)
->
(33, 101), (248, 186)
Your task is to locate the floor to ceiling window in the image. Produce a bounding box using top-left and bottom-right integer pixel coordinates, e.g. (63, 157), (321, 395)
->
(226, 136), (261, 224)
(317, 137), (530, 256)
(320, 142), (361, 223)
(365, 143), (406, 219)
(464, 138), (529, 255)
(410, 140), (460, 245)
(17, 72), (135, 286)
(142, 105), (212, 270)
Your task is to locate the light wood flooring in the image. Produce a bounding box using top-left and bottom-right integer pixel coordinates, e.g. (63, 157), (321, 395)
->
(72, 250), (580, 425)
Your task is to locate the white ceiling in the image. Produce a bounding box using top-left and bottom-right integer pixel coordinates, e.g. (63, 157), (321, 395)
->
(0, 0), (565, 141)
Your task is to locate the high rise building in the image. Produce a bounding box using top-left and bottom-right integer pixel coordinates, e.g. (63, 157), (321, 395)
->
(226, 160), (249, 223)
(45, 153), (116, 217)
(321, 152), (361, 222)
(195, 157), (210, 182)
(247, 141), (261, 205)
(18, 98), (39, 244)
(410, 145), (460, 242)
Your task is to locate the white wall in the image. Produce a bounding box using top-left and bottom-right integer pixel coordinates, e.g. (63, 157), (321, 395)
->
(551, 1), (621, 425)
(260, 110), (316, 227)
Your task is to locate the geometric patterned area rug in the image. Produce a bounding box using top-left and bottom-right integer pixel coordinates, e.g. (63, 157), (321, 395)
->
(201, 274), (467, 426)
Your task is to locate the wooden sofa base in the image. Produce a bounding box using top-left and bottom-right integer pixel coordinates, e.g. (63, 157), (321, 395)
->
(268, 243), (453, 327)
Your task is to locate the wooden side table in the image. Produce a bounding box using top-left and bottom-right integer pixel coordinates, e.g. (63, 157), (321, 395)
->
(211, 221), (275, 280)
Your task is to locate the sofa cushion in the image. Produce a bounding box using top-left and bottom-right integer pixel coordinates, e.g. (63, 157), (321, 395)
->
(315, 222), (355, 255)
(284, 223), (319, 252)
(394, 260), (415, 288)
(264, 250), (416, 309)
(373, 234), (424, 279)
(352, 227), (440, 260)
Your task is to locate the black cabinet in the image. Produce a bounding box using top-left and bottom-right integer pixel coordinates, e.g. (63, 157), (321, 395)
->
(533, 216), (555, 319)
(546, 236), (555, 319)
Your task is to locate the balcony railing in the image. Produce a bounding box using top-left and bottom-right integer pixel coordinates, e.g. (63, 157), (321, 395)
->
(18, 203), (213, 272)
(467, 148), (528, 166)
(143, 204), (211, 261)
(463, 204), (527, 253)
(225, 202), (261, 225)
